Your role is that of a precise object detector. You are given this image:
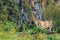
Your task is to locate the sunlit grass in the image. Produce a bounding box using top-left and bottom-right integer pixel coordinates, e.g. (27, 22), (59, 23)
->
(0, 31), (60, 40)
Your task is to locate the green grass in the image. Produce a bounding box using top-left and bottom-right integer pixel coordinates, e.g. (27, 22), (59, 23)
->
(0, 32), (60, 40)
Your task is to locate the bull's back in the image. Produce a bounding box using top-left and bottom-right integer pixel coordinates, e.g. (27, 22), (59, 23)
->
(35, 20), (52, 29)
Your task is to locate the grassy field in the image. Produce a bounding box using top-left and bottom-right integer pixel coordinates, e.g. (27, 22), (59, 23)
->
(0, 32), (60, 40)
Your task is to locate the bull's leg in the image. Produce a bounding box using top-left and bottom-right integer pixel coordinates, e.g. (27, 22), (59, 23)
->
(49, 27), (52, 32)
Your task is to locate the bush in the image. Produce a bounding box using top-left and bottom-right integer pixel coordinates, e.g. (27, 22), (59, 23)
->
(53, 19), (60, 33)
(47, 35), (58, 40)
(36, 32), (43, 40)
(27, 26), (48, 35)
(44, 0), (60, 33)
(0, 21), (18, 40)
(1, 21), (18, 32)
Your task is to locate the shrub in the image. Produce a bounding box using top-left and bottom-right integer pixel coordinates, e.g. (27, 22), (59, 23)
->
(47, 35), (57, 40)
(0, 24), (3, 36)
(36, 32), (43, 40)
(1, 21), (18, 32)
(27, 26), (48, 35)
(0, 21), (18, 40)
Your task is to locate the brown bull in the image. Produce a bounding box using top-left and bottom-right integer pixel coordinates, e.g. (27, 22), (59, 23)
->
(35, 20), (53, 32)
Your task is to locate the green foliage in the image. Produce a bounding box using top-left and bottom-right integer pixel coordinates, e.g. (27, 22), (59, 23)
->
(0, 1), (8, 21)
(44, 1), (56, 20)
(25, 3), (32, 12)
(0, 0), (19, 23)
(0, 21), (60, 40)
(47, 35), (58, 40)
(25, 4), (32, 19)
(36, 32), (43, 40)
(0, 21), (18, 40)
(44, 0), (60, 20)
(54, 19), (60, 31)
(27, 26), (48, 35)
(21, 21), (27, 32)
(44, 0), (60, 32)
(1, 21), (18, 32)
